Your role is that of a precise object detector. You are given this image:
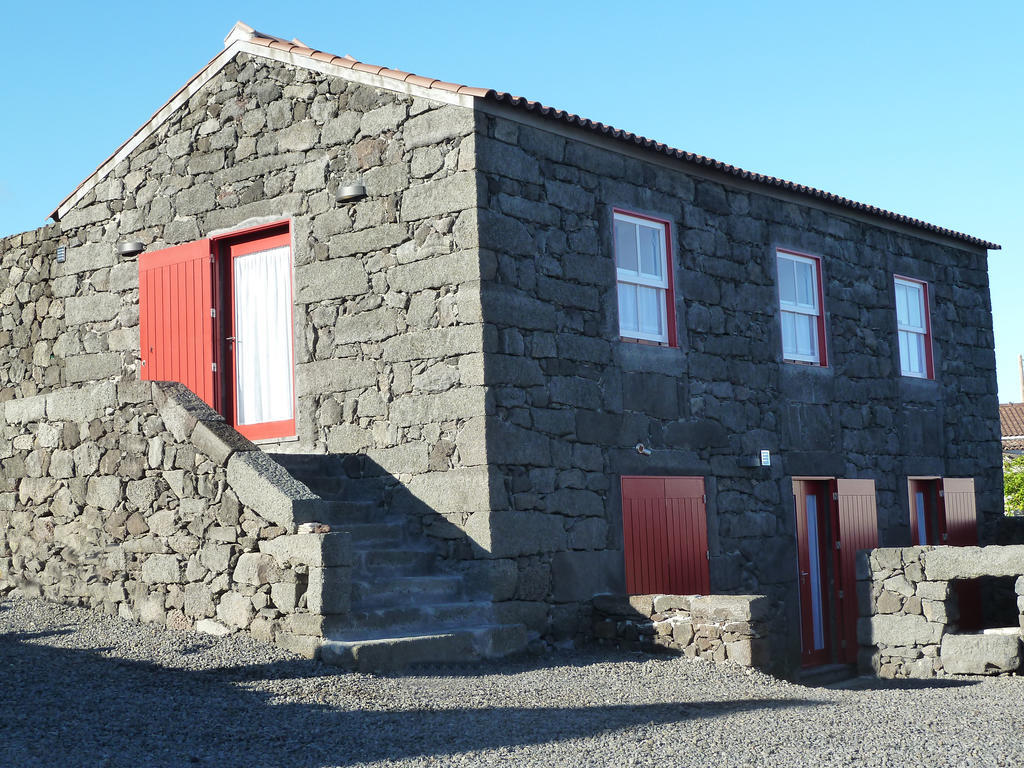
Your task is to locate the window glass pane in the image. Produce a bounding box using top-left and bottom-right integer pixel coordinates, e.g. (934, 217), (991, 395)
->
(900, 331), (925, 375)
(895, 282), (910, 324)
(637, 285), (664, 336)
(795, 312), (816, 357)
(781, 311), (797, 355)
(638, 224), (662, 278)
(796, 260), (816, 307)
(614, 219), (638, 272)
(618, 282), (638, 334)
(778, 258), (797, 304)
(906, 285), (923, 328)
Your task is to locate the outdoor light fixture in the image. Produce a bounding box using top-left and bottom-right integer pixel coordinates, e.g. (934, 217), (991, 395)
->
(635, 443), (653, 456)
(116, 241), (145, 257)
(336, 182), (367, 203)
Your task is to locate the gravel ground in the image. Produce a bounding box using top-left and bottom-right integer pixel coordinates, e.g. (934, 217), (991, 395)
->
(2, 596), (1023, 768)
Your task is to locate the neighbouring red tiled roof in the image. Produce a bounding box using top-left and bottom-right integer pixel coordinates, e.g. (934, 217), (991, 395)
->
(49, 23), (1002, 251)
(1000, 403), (1024, 450)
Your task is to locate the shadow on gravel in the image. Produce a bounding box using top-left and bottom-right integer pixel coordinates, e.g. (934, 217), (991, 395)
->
(833, 677), (981, 691)
(0, 630), (822, 768)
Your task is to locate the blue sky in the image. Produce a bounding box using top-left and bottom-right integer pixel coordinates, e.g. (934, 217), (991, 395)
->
(2, 1), (1021, 401)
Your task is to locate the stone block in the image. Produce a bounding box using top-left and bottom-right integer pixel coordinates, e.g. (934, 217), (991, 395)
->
(232, 552), (285, 586)
(141, 554), (182, 584)
(652, 595), (692, 613)
(403, 106), (474, 149)
(191, 419), (257, 465)
(47, 382), (117, 422)
(916, 581), (949, 601)
(275, 632), (321, 658)
(226, 451), (318, 528)
(295, 258), (369, 303)
(126, 478), (158, 510)
(859, 614), (943, 647)
(549, 550), (626, 603)
(1016, 575), (1024, 595)
(388, 250), (480, 293)
(690, 595), (770, 623)
(271, 582), (298, 613)
(86, 476), (121, 510)
(199, 543), (232, 573)
(306, 566), (351, 614)
(924, 545), (1024, 580)
(184, 583), (215, 619)
(295, 359), (377, 396)
(940, 633), (1022, 675)
(327, 223), (407, 258)
(4, 395), (46, 425)
(66, 353), (121, 383)
(154, 382), (221, 442)
(65, 293), (121, 325)
(259, 532), (352, 568)
(870, 548), (902, 571)
(216, 591), (254, 629)
(401, 172), (478, 220)
(195, 618), (231, 636)
(882, 574), (915, 597)
(465, 508), (566, 558)
(671, 618), (695, 646)
(922, 599), (949, 624)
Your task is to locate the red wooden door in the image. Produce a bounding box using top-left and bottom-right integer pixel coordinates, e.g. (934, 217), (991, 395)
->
(621, 476), (708, 595)
(793, 479), (833, 667)
(223, 228), (296, 441)
(138, 239), (216, 408)
(835, 478), (878, 664)
(940, 477), (981, 629)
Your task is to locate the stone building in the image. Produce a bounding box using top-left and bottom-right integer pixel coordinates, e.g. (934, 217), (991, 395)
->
(0, 22), (1003, 672)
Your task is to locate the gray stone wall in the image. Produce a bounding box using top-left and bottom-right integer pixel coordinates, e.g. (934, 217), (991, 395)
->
(0, 52), (492, 560)
(857, 545), (1024, 677)
(0, 378), (351, 657)
(473, 109), (1002, 648)
(592, 593), (771, 669)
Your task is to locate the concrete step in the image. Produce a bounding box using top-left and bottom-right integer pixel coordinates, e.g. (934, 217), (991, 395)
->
(352, 574), (462, 607)
(341, 521), (406, 545)
(319, 623), (528, 671)
(324, 600), (495, 635)
(311, 499), (386, 525)
(355, 548), (436, 574)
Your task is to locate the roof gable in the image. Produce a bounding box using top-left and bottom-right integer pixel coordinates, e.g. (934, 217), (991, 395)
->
(51, 21), (999, 251)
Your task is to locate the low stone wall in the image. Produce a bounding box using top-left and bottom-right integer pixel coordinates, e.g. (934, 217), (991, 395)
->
(857, 545), (1024, 678)
(592, 593), (770, 668)
(0, 379), (351, 656)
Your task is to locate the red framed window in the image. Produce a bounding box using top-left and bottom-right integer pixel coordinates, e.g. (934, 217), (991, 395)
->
(138, 221), (296, 442)
(776, 248), (827, 366)
(613, 210), (677, 346)
(894, 276), (933, 378)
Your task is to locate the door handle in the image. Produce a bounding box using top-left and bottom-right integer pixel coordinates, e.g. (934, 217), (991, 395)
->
(800, 571), (809, 577)
(226, 336), (238, 342)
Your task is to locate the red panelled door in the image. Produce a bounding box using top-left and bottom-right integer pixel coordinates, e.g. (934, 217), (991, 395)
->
(835, 479), (878, 664)
(621, 476), (709, 595)
(794, 478), (878, 667)
(939, 477), (981, 629)
(138, 240), (216, 408)
(137, 224), (295, 441)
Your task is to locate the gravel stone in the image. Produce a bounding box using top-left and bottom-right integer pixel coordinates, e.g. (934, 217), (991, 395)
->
(3, 595), (1024, 767)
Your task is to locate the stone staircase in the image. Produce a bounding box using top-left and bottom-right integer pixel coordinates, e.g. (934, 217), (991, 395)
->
(268, 453), (526, 670)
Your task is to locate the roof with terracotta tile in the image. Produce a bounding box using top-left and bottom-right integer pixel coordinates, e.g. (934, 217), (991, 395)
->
(50, 22), (1001, 251)
(1001, 403), (1024, 450)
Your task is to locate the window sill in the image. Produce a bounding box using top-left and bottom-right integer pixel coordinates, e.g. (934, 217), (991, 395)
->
(783, 358), (825, 367)
(620, 336), (671, 348)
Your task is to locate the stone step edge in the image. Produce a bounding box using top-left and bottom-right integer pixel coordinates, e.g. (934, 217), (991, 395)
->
(319, 623), (528, 670)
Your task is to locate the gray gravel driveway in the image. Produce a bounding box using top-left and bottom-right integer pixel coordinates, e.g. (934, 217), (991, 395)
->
(2, 595), (1022, 767)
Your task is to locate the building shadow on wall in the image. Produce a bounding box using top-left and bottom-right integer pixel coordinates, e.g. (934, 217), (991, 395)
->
(0, 625), (822, 768)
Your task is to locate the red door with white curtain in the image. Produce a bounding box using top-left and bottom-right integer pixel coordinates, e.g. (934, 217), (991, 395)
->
(223, 228), (296, 441)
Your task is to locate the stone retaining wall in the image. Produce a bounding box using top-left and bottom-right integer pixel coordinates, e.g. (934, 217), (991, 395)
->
(0, 378), (351, 657)
(857, 545), (1024, 678)
(591, 593), (771, 668)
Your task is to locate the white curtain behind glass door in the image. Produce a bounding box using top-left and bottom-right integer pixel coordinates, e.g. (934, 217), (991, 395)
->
(233, 245), (294, 426)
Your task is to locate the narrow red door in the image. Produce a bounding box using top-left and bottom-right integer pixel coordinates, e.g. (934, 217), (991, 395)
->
(138, 239), (216, 408)
(835, 478), (878, 664)
(940, 477), (981, 629)
(223, 228), (296, 441)
(793, 479), (833, 667)
(621, 476), (708, 595)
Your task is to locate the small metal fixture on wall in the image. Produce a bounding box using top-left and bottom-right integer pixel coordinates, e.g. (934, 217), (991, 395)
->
(116, 241), (146, 257)
(336, 182), (367, 203)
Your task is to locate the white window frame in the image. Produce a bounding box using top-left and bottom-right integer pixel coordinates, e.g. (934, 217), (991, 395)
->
(614, 210), (672, 344)
(776, 249), (825, 365)
(894, 276), (931, 378)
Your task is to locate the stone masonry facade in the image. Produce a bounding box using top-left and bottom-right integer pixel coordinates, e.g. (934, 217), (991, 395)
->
(858, 545), (1024, 677)
(0, 27), (1004, 665)
(0, 378), (351, 656)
